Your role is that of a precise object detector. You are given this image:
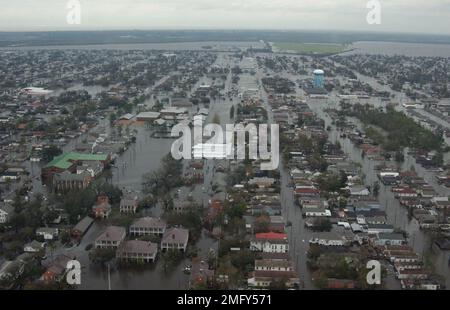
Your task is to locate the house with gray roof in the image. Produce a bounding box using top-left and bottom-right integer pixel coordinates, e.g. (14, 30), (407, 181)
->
(120, 195), (139, 214)
(374, 233), (406, 246)
(116, 240), (158, 263)
(95, 226), (126, 249)
(161, 227), (189, 252)
(71, 216), (94, 240)
(130, 217), (167, 236)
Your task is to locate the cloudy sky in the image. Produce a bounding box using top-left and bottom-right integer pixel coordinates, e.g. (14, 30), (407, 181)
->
(1, 0), (449, 34)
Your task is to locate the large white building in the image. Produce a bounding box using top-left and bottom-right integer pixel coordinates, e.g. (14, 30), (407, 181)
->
(250, 232), (289, 253)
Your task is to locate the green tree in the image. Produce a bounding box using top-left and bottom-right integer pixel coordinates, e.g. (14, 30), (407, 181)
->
(42, 145), (63, 162)
(160, 249), (184, 272)
(229, 106), (235, 119)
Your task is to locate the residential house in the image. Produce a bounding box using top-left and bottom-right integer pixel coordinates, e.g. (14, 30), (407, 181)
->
(116, 240), (158, 263)
(303, 206), (331, 217)
(248, 177), (276, 188)
(401, 279), (441, 290)
(71, 216), (94, 241)
(41, 254), (75, 283)
(394, 261), (423, 272)
(392, 187), (418, 198)
(130, 217), (167, 236)
(36, 227), (59, 241)
(396, 269), (428, 280)
(374, 233), (406, 246)
(120, 195), (139, 214)
(295, 187), (320, 198)
(161, 227), (189, 252)
(92, 195), (112, 219)
(0, 204), (13, 224)
(172, 200), (192, 214)
(309, 231), (352, 247)
(95, 226), (126, 249)
(247, 270), (300, 289)
(432, 197), (450, 209)
(250, 232), (289, 253)
(348, 186), (370, 197)
(254, 259), (295, 272)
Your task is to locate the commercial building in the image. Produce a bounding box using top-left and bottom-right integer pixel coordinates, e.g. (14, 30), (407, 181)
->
(41, 152), (110, 184)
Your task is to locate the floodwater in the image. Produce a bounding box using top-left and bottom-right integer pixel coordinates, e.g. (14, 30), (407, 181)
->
(342, 41), (450, 57)
(51, 84), (109, 97)
(20, 43), (450, 289)
(4, 40), (450, 57)
(310, 100), (450, 289)
(0, 41), (265, 51)
(72, 55), (235, 290)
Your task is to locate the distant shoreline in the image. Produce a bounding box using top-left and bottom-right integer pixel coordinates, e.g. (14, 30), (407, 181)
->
(1, 30), (450, 49)
(2, 40), (450, 57)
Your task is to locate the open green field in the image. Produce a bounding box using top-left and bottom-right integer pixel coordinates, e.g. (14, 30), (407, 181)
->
(273, 42), (350, 55)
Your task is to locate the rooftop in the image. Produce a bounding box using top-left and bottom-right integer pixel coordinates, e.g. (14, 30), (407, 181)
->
(162, 227), (189, 244)
(46, 152), (108, 170)
(96, 226), (126, 243)
(255, 232), (287, 240)
(118, 240), (157, 255)
(131, 217), (167, 229)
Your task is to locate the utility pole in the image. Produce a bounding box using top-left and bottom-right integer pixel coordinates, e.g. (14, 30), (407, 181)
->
(107, 263), (111, 290)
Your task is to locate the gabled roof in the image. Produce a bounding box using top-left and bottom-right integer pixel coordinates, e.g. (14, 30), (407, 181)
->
(72, 216), (94, 233)
(161, 227), (189, 244)
(117, 240), (157, 255)
(96, 226), (126, 243)
(131, 217), (167, 229)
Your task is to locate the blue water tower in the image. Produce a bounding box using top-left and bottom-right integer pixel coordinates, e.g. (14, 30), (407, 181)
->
(313, 69), (324, 88)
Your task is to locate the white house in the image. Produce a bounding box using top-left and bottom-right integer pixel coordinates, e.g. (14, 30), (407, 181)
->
(348, 186), (370, 196)
(374, 233), (406, 246)
(0, 205), (13, 224)
(116, 240), (158, 263)
(254, 259), (295, 272)
(309, 232), (351, 247)
(250, 232), (289, 253)
(120, 196), (139, 214)
(161, 227), (189, 252)
(130, 217), (167, 236)
(304, 207), (331, 217)
(95, 226), (126, 249)
(36, 228), (59, 241)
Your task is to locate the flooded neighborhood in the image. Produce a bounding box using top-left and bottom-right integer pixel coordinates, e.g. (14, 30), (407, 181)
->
(1, 31), (450, 292)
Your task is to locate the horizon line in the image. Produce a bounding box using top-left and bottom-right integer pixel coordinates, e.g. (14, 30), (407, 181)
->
(0, 28), (450, 37)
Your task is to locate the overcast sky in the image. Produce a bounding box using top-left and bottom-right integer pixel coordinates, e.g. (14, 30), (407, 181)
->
(1, 0), (449, 34)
